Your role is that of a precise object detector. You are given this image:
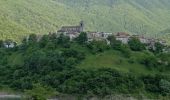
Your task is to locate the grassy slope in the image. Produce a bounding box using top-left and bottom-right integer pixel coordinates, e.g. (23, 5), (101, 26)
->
(78, 50), (168, 76)
(0, 0), (170, 42)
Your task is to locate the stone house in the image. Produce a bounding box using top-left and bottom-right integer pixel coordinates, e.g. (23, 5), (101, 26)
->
(115, 32), (130, 44)
(87, 32), (113, 42)
(157, 39), (167, 45)
(57, 21), (84, 40)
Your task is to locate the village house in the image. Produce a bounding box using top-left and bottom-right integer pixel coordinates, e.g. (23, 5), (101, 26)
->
(145, 38), (156, 50)
(102, 32), (113, 39)
(157, 39), (167, 45)
(87, 32), (113, 41)
(115, 32), (130, 44)
(86, 32), (132, 44)
(113, 32), (167, 50)
(86, 32), (113, 45)
(3, 41), (16, 48)
(139, 37), (149, 44)
(57, 21), (84, 40)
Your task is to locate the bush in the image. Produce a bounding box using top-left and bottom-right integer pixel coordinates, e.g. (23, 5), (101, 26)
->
(119, 44), (131, 57)
(160, 79), (170, 96)
(141, 75), (161, 93)
(128, 37), (145, 51)
(128, 57), (135, 64)
(25, 84), (56, 100)
(87, 40), (109, 54)
(137, 51), (158, 69)
(75, 32), (88, 44)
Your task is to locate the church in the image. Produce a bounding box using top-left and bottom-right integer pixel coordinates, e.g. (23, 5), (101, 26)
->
(57, 21), (84, 33)
(57, 21), (84, 40)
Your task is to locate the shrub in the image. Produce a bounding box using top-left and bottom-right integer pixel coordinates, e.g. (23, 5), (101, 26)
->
(160, 79), (170, 96)
(128, 37), (145, 51)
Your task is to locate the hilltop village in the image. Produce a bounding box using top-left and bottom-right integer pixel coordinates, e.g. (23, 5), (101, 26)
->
(1, 21), (170, 100)
(1, 21), (168, 50)
(55, 21), (167, 50)
(60, 21), (165, 40)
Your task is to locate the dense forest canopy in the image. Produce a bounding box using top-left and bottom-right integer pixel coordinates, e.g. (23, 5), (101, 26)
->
(0, 33), (170, 99)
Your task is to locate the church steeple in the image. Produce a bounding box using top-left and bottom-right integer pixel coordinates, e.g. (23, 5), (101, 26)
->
(80, 21), (84, 32)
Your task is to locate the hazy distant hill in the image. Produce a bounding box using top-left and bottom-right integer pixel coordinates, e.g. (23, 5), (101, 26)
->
(0, 0), (170, 41)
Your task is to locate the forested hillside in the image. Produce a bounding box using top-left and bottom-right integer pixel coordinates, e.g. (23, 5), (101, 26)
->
(0, 33), (170, 99)
(0, 0), (170, 41)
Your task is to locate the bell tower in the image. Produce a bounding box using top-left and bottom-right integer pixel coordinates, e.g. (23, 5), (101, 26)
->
(80, 21), (84, 32)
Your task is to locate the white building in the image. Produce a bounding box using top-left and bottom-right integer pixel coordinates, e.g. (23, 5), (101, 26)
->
(3, 42), (15, 48)
(87, 32), (113, 41)
(115, 32), (130, 44)
(57, 32), (80, 41)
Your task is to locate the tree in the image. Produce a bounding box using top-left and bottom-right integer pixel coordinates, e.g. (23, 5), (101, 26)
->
(39, 35), (49, 48)
(128, 37), (145, 51)
(107, 35), (122, 50)
(25, 84), (56, 100)
(49, 33), (57, 42)
(112, 40), (122, 50)
(142, 75), (163, 94)
(120, 44), (131, 57)
(19, 38), (28, 51)
(28, 34), (37, 43)
(160, 79), (170, 96)
(62, 49), (85, 62)
(57, 34), (70, 47)
(75, 32), (88, 44)
(45, 42), (55, 50)
(107, 35), (116, 43)
(154, 42), (165, 53)
(22, 38), (27, 45)
(87, 40), (109, 54)
(0, 40), (4, 48)
(158, 53), (170, 67)
(139, 52), (158, 68)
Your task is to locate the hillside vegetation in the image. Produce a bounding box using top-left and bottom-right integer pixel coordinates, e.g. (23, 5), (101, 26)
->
(0, 33), (170, 99)
(0, 0), (170, 42)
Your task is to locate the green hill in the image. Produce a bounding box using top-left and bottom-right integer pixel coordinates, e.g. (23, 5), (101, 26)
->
(0, 33), (170, 99)
(79, 50), (157, 75)
(0, 0), (170, 42)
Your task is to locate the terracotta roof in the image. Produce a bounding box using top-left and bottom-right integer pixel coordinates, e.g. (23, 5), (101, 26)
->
(116, 36), (130, 38)
(61, 26), (80, 29)
(116, 32), (130, 36)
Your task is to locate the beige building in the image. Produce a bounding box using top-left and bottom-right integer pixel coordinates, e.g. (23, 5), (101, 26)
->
(87, 32), (113, 42)
(115, 32), (130, 44)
